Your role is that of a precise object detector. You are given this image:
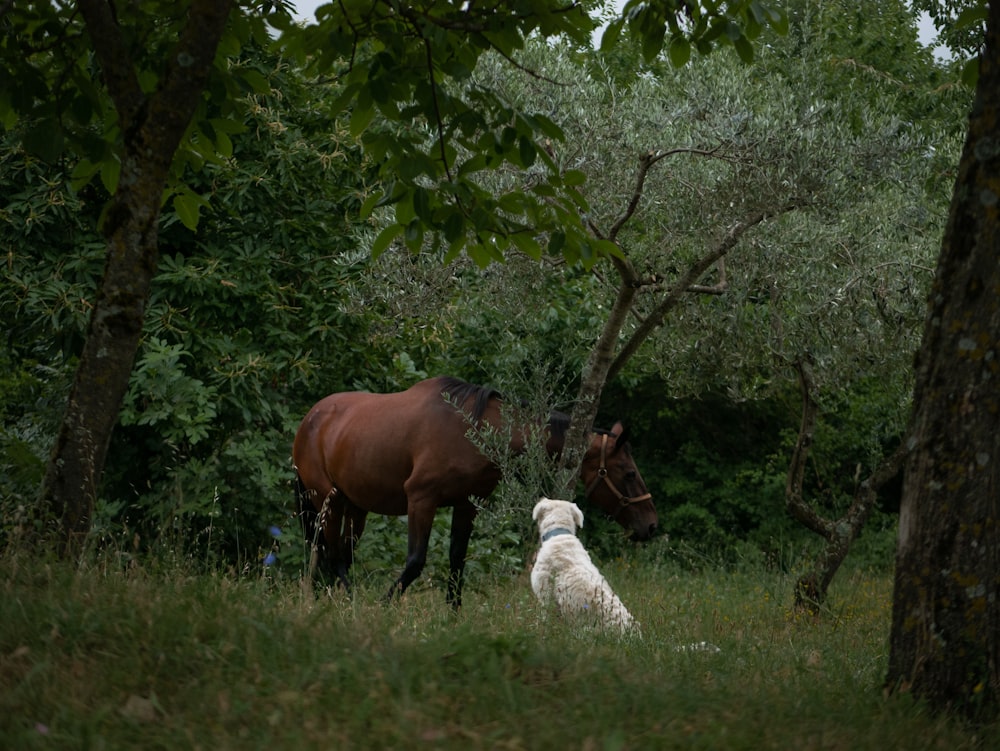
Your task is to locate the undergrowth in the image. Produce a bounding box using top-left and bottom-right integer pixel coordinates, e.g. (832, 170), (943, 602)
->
(1, 550), (995, 750)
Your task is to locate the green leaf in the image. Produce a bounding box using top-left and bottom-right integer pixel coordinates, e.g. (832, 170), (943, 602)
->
(395, 193), (416, 225)
(70, 158), (101, 192)
(510, 232), (542, 260)
(600, 18), (624, 51)
(548, 230), (566, 257)
(769, 9), (789, 36)
(403, 220), (424, 251)
(359, 191), (384, 219)
(173, 192), (201, 231)
(443, 211), (465, 243)
(443, 233), (466, 264)
(641, 22), (666, 63)
(668, 36), (691, 67)
(733, 35), (755, 64)
(371, 223), (403, 259)
(327, 83), (361, 117)
(961, 56), (980, 88)
(100, 156), (120, 194)
(349, 100), (376, 138)
(23, 119), (64, 162)
(412, 186), (432, 222)
(594, 239), (625, 260)
(518, 136), (537, 168)
(955, 5), (989, 29)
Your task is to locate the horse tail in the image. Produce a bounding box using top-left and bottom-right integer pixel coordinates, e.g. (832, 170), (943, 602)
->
(295, 470), (318, 547)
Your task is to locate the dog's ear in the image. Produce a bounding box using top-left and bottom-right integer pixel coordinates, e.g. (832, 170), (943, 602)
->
(532, 497), (549, 521)
(571, 502), (584, 529)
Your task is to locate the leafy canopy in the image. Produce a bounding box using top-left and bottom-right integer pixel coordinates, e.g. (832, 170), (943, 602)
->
(273, 0), (786, 268)
(1, 1), (785, 263)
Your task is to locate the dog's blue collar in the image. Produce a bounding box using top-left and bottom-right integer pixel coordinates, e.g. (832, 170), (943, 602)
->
(541, 527), (575, 542)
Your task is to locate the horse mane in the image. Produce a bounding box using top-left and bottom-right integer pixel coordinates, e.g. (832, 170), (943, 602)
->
(547, 410), (570, 442)
(436, 379), (620, 443)
(436, 376), (502, 424)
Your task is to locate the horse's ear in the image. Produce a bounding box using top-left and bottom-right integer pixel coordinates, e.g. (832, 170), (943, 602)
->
(571, 502), (584, 529)
(612, 422), (629, 448)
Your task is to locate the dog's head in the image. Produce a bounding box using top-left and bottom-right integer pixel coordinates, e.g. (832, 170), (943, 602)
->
(532, 497), (585, 538)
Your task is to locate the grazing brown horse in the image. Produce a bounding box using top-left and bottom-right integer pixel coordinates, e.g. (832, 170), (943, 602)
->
(292, 376), (656, 607)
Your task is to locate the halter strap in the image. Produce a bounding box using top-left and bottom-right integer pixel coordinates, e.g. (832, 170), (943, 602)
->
(583, 433), (653, 515)
(541, 527), (575, 542)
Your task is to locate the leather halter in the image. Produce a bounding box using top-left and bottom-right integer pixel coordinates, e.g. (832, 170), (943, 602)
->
(583, 433), (652, 516)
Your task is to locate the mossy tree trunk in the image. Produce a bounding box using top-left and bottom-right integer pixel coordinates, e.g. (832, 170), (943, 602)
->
(885, 1), (1000, 720)
(39, 0), (234, 558)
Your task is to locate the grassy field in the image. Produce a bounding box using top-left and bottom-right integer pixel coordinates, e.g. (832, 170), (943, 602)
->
(1, 550), (996, 750)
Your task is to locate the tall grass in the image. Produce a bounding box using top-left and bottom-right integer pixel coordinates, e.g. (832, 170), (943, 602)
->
(1, 549), (995, 750)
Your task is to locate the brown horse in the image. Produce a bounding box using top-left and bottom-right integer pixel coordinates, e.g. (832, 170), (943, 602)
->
(292, 376), (656, 607)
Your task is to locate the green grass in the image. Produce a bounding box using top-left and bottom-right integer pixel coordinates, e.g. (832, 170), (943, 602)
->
(1, 551), (995, 750)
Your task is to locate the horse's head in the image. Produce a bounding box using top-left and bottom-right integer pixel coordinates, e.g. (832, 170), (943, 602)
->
(580, 422), (657, 541)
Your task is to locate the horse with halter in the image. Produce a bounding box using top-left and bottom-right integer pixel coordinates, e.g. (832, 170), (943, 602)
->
(292, 376), (656, 607)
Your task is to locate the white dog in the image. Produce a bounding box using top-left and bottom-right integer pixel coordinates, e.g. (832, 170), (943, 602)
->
(530, 497), (638, 634)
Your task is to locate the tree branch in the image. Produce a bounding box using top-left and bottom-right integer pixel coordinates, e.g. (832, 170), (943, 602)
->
(76, 0), (145, 127)
(787, 356), (909, 612)
(423, 37), (454, 182)
(785, 357), (834, 538)
(606, 205), (792, 382)
(606, 145), (731, 242)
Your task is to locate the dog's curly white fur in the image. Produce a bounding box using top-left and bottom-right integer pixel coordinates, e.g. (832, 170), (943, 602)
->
(530, 497), (637, 634)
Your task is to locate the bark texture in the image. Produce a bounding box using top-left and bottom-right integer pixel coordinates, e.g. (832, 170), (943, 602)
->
(40, 0), (234, 557)
(885, 2), (1000, 720)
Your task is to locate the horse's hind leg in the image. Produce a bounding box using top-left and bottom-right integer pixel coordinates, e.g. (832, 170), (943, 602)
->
(446, 500), (478, 609)
(335, 502), (368, 592)
(296, 475), (335, 583)
(307, 489), (343, 586)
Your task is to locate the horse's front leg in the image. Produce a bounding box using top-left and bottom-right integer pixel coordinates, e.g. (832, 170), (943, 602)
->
(386, 498), (435, 602)
(446, 500), (478, 609)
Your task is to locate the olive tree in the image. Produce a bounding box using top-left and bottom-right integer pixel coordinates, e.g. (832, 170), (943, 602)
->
(365, 1), (963, 561)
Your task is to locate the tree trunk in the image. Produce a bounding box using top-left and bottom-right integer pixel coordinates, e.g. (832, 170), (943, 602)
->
(785, 358), (907, 613)
(885, 2), (1000, 720)
(561, 150), (788, 486)
(39, 0), (234, 558)
(560, 256), (638, 489)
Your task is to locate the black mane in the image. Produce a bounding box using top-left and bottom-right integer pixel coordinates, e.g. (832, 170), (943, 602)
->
(436, 376), (501, 423)
(436, 378), (619, 443)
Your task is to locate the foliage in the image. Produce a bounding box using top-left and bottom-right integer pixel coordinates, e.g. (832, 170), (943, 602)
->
(606, 0), (789, 66)
(0, 0), (969, 575)
(272, 1), (786, 268)
(0, 50), (383, 558)
(0, 1), (289, 225)
(379, 0), (965, 407)
(912, 0), (988, 61)
(3, 555), (998, 748)
(346, 6), (965, 572)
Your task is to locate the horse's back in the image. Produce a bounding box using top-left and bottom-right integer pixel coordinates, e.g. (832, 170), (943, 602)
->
(293, 377), (498, 515)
